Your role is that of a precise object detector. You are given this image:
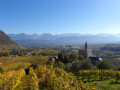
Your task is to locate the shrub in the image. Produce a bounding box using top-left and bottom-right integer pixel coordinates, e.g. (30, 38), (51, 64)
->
(110, 79), (115, 83)
(79, 60), (94, 70)
(53, 61), (65, 69)
(97, 60), (112, 69)
(0, 67), (3, 73)
(30, 63), (39, 70)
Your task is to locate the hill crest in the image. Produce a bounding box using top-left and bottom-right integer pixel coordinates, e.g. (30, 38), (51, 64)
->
(0, 30), (24, 51)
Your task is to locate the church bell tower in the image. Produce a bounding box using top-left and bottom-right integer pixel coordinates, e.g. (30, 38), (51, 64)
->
(85, 42), (88, 59)
(85, 42), (88, 50)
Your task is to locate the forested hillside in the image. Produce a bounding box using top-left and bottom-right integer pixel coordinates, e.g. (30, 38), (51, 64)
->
(0, 30), (24, 51)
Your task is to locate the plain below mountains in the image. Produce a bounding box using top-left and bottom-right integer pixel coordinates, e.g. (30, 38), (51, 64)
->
(8, 33), (120, 47)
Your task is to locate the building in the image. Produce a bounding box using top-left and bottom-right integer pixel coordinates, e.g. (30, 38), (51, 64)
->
(89, 56), (102, 65)
(78, 42), (102, 65)
(78, 42), (92, 59)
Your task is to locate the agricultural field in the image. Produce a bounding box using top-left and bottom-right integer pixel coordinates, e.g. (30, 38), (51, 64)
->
(1, 47), (120, 90)
(1, 0), (120, 89)
(0, 65), (94, 90)
(0, 56), (49, 72)
(90, 80), (120, 90)
(77, 70), (120, 90)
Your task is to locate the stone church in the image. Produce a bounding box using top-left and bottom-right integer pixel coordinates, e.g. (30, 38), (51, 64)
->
(78, 42), (102, 65)
(78, 42), (92, 59)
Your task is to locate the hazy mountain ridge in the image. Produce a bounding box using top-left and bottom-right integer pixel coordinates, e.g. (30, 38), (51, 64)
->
(8, 33), (120, 46)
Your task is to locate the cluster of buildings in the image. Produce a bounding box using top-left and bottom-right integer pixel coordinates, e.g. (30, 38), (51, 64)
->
(49, 42), (102, 65)
(78, 42), (102, 65)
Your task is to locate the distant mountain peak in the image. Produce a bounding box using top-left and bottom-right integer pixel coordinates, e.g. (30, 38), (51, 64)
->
(8, 32), (120, 47)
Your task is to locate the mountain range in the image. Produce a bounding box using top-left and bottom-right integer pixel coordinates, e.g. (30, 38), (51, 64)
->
(8, 33), (120, 47)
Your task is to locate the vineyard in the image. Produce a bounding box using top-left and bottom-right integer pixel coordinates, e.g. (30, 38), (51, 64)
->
(1, 64), (120, 90)
(78, 70), (120, 82)
(1, 57), (120, 89)
(78, 70), (120, 90)
(0, 56), (48, 72)
(0, 65), (95, 90)
(1, 51), (120, 89)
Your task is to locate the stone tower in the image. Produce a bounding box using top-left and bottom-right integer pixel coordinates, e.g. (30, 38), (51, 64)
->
(85, 42), (88, 59)
(85, 42), (88, 50)
(78, 42), (92, 59)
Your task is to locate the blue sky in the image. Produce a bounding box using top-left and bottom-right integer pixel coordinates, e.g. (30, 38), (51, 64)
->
(0, 0), (120, 34)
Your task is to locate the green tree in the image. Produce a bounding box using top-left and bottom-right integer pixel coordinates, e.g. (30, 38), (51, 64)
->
(78, 55), (84, 61)
(58, 53), (64, 61)
(80, 60), (94, 70)
(0, 67), (3, 73)
(69, 53), (78, 62)
(53, 61), (65, 69)
(65, 63), (72, 72)
(71, 59), (81, 72)
(97, 60), (112, 69)
(30, 63), (39, 70)
(63, 55), (69, 64)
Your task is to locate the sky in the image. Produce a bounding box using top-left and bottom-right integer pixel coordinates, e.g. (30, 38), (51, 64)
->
(0, 0), (120, 34)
